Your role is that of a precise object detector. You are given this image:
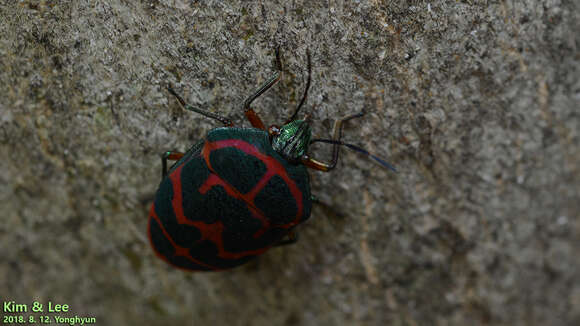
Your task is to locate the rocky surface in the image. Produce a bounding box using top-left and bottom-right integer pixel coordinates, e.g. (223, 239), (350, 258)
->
(1, 1), (578, 325)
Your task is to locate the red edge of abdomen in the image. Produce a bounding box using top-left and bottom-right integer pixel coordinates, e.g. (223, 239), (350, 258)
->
(147, 203), (222, 272)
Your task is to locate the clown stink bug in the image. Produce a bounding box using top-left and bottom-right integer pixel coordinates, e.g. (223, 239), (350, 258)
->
(148, 50), (396, 271)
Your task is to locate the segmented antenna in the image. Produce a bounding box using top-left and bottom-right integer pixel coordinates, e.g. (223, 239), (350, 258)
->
(285, 50), (312, 123)
(309, 138), (397, 172)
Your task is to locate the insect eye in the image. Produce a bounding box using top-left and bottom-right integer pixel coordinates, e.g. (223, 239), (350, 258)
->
(268, 125), (281, 137)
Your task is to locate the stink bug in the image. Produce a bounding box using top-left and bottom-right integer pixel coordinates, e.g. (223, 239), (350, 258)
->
(148, 50), (396, 271)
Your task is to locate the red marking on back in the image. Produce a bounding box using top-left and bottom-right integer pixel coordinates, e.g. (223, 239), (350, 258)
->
(148, 204), (219, 271)
(199, 174), (237, 198)
(167, 160), (269, 260)
(201, 139), (304, 233)
(151, 137), (305, 269)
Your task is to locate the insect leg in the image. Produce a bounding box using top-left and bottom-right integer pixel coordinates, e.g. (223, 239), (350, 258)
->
(161, 151), (184, 179)
(242, 49), (283, 130)
(167, 87), (234, 127)
(301, 112), (365, 171)
(273, 229), (299, 247)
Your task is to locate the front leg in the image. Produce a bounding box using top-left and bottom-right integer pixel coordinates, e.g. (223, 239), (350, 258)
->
(242, 49), (283, 129)
(301, 112), (365, 172)
(168, 87), (234, 127)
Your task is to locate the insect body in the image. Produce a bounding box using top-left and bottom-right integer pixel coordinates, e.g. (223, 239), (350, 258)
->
(148, 51), (395, 271)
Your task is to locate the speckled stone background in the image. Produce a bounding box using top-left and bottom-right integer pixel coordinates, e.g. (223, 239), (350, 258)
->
(1, 0), (579, 325)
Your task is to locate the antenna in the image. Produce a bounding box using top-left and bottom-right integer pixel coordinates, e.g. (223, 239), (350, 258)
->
(309, 138), (397, 172)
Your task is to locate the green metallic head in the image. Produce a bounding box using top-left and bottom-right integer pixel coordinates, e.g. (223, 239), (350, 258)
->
(271, 120), (312, 162)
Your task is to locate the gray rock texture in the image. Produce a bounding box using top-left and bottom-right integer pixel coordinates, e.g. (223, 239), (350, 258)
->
(1, 0), (578, 325)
